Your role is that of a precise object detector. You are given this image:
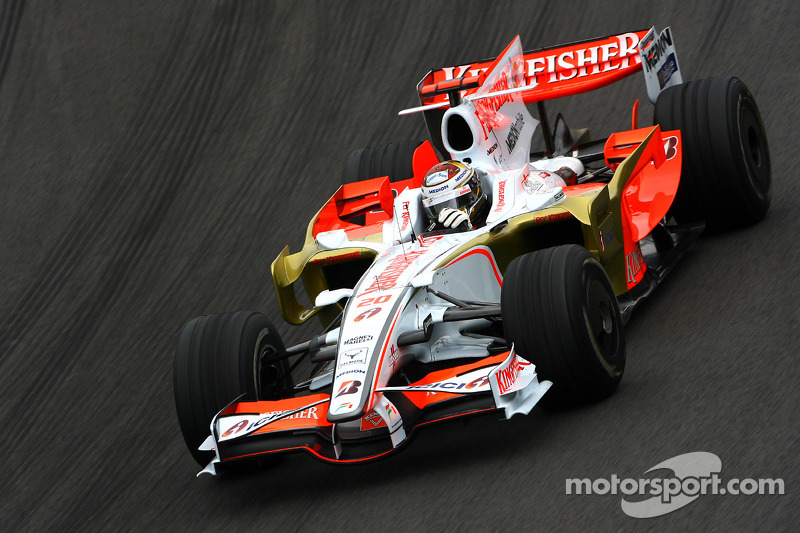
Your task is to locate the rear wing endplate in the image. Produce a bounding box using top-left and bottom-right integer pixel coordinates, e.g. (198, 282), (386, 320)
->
(638, 27), (683, 103)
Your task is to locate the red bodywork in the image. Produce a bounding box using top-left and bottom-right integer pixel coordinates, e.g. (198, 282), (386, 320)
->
(312, 141), (439, 238)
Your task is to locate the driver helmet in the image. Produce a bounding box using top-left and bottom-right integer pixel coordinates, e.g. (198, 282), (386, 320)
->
(420, 160), (487, 225)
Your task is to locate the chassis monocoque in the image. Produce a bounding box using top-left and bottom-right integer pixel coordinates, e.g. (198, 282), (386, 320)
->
(173, 28), (771, 475)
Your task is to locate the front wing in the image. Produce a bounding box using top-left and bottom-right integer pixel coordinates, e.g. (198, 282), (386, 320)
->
(197, 348), (551, 475)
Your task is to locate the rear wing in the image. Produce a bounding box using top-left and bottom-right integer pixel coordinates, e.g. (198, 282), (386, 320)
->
(415, 30), (650, 108)
(404, 28), (681, 158)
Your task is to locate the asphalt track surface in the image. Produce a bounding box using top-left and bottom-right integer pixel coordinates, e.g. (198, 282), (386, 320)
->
(1, 1), (797, 531)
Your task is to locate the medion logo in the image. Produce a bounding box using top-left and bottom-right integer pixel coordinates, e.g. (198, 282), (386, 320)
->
(505, 113), (524, 153)
(642, 27), (674, 73)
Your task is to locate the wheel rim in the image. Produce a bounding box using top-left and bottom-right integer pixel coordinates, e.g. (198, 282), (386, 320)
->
(584, 271), (623, 374)
(747, 125), (762, 167)
(257, 341), (284, 399)
(739, 98), (770, 196)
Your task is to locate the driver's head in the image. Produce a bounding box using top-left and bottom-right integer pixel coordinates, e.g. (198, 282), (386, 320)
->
(420, 160), (486, 225)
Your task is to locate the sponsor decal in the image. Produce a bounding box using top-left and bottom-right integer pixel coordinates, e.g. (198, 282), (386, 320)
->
(441, 33), (641, 85)
(311, 250), (361, 265)
(427, 170), (449, 185)
(399, 201), (411, 231)
(221, 420), (249, 438)
(360, 410), (387, 431)
(474, 71), (514, 129)
(527, 34), (641, 82)
(361, 252), (425, 295)
(220, 406), (321, 438)
(335, 380), (361, 398)
(625, 244), (645, 284)
(335, 368), (366, 380)
(427, 184), (450, 194)
(486, 143), (498, 155)
(343, 335), (373, 345)
(423, 184), (473, 207)
(493, 180), (507, 212)
(340, 347), (368, 366)
(657, 53), (678, 89)
(534, 212), (571, 224)
(523, 177), (544, 194)
(334, 402), (353, 413)
(642, 27), (674, 73)
(404, 375), (490, 392)
(387, 344), (399, 369)
(378, 397), (403, 433)
(360, 235), (442, 296)
(494, 355), (531, 395)
(505, 113), (524, 153)
(416, 234), (443, 247)
(599, 227), (615, 252)
(282, 407), (319, 420)
(663, 135), (678, 160)
(355, 307), (381, 321)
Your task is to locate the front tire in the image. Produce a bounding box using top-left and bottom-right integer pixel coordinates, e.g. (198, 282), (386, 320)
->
(653, 76), (771, 229)
(502, 246), (625, 408)
(173, 311), (292, 465)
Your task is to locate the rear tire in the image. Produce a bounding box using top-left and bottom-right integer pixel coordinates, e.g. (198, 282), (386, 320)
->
(342, 140), (424, 184)
(653, 76), (771, 229)
(502, 246), (625, 408)
(173, 311), (292, 465)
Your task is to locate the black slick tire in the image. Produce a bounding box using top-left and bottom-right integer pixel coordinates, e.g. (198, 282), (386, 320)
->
(653, 76), (771, 229)
(502, 245), (625, 408)
(173, 311), (292, 466)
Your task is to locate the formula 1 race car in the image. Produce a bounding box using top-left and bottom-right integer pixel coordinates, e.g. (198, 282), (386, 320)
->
(173, 27), (771, 475)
